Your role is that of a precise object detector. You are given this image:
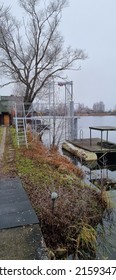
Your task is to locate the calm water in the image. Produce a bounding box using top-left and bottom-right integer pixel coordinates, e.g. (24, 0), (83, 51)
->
(96, 190), (116, 259)
(44, 115), (116, 259)
(78, 115), (116, 142)
(74, 116), (116, 259)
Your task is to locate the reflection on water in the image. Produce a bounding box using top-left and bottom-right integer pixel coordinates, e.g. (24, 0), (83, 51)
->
(79, 163), (116, 259)
(65, 116), (116, 259)
(43, 115), (116, 259)
(96, 190), (116, 260)
(62, 151), (116, 259)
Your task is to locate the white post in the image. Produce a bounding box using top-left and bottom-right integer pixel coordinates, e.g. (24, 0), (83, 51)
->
(69, 100), (74, 140)
(49, 83), (51, 146)
(52, 80), (56, 146)
(74, 117), (78, 139)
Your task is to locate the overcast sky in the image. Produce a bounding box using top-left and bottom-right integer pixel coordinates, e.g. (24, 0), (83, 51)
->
(1, 0), (116, 110)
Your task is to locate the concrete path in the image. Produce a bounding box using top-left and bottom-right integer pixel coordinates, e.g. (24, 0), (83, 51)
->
(0, 127), (48, 259)
(0, 177), (38, 229)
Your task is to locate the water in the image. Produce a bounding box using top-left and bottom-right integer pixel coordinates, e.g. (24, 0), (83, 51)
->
(96, 189), (116, 259)
(78, 115), (116, 142)
(43, 115), (116, 259)
(65, 115), (116, 259)
(76, 116), (116, 259)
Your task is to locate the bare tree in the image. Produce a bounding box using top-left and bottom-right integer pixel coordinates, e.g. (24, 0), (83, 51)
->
(0, 3), (9, 19)
(0, 0), (86, 108)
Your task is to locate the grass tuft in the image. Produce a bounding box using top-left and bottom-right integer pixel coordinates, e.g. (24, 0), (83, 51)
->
(3, 127), (108, 259)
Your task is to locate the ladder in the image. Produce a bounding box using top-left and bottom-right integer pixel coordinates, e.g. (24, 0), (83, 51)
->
(15, 103), (28, 148)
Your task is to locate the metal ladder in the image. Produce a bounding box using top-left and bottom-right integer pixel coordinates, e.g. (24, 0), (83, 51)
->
(15, 103), (28, 148)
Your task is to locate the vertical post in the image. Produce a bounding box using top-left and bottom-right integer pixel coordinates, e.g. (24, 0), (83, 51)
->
(65, 85), (67, 139)
(49, 83), (51, 146)
(71, 81), (74, 140)
(90, 128), (92, 146)
(106, 130), (108, 142)
(101, 130), (103, 150)
(70, 100), (74, 140)
(52, 200), (55, 214)
(52, 80), (56, 146)
(71, 81), (73, 101)
(74, 117), (78, 139)
(23, 103), (28, 148)
(15, 103), (20, 148)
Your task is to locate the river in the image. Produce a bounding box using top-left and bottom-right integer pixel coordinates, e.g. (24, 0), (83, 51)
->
(71, 116), (116, 259)
(74, 116), (116, 260)
(43, 115), (116, 259)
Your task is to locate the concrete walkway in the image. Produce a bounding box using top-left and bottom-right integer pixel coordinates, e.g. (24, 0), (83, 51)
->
(0, 177), (38, 229)
(0, 127), (48, 259)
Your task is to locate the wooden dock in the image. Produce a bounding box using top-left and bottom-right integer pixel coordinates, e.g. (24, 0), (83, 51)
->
(65, 138), (116, 167)
(69, 138), (116, 153)
(62, 127), (116, 167)
(63, 138), (116, 168)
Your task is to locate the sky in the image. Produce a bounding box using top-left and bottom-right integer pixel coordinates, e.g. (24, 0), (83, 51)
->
(1, 0), (116, 110)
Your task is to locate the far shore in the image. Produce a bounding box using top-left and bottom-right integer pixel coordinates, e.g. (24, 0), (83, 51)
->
(75, 112), (116, 117)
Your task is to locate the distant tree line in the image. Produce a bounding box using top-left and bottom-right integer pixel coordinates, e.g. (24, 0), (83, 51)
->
(34, 101), (105, 116)
(34, 100), (116, 116)
(74, 101), (105, 114)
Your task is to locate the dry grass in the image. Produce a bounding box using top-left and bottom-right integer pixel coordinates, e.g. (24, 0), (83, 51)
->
(3, 128), (107, 259)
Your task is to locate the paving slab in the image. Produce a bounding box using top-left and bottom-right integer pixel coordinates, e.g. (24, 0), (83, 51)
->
(0, 177), (39, 229)
(0, 224), (48, 260)
(0, 129), (48, 259)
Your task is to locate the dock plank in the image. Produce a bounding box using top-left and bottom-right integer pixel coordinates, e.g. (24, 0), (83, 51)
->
(69, 138), (116, 153)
